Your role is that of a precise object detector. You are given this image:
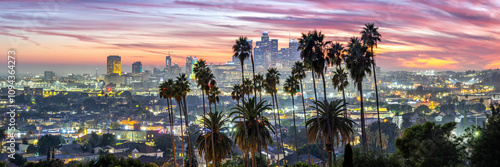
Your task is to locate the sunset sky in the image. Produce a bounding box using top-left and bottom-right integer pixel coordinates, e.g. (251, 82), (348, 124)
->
(1, 0), (499, 74)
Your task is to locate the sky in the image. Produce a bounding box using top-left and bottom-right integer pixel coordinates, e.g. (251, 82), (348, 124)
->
(0, 0), (499, 74)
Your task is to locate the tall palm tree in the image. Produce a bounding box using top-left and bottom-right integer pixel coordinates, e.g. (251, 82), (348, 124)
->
(298, 30), (333, 165)
(196, 111), (234, 167)
(283, 75), (300, 162)
(194, 62), (213, 165)
(208, 83), (221, 111)
(345, 37), (372, 153)
(159, 79), (177, 167)
(307, 99), (355, 166)
(0, 129), (6, 153)
(328, 42), (349, 118)
(230, 97), (275, 167)
(172, 82), (185, 167)
(291, 61), (311, 164)
(231, 84), (243, 106)
(243, 78), (253, 100)
(233, 36), (251, 167)
(175, 74), (193, 167)
(254, 74), (265, 100)
(332, 67), (349, 117)
(361, 23), (383, 153)
(265, 67), (286, 165)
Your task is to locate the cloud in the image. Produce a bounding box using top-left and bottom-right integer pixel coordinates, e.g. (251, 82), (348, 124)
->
(398, 55), (460, 69)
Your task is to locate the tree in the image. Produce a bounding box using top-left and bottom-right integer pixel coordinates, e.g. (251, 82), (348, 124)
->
(298, 30), (331, 164)
(155, 134), (173, 157)
(233, 36), (251, 167)
(414, 105), (431, 114)
(27, 144), (38, 154)
(99, 134), (116, 146)
(230, 97), (275, 167)
(283, 75), (300, 162)
(395, 122), (464, 166)
(175, 74), (193, 167)
(110, 121), (120, 130)
(345, 37), (372, 152)
(82, 98), (97, 111)
(208, 83), (221, 111)
(159, 78), (177, 167)
(0, 161), (7, 167)
(265, 67), (285, 166)
(254, 74), (265, 100)
(361, 23), (383, 154)
(467, 105), (500, 166)
(24, 159), (64, 167)
(307, 99), (355, 166)
(368, 121), (399, 153)
(343, 144), (353, 167)
(196, 111), (234, 167)
(10, 153), (27, 167)
(291, 61), (311, 164)
(38, 135), (64, 155)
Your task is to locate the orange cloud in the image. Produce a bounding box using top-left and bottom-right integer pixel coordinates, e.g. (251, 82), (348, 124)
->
(485, 60), (500, 69)
(398, 56), (459, 69)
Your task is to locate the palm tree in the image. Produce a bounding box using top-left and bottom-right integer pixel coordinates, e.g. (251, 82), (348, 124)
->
(231, 84), (243, 106)
(345, 37), (372, 153)
(208, 83), (221, 111)
(194, 61), (213, 165)
(307, 99), (355, 166)
(291, 61), (311, 164)
(175, 74), (193, 167)
(230, 97), (275, 167)
(361, 23), (383, 153)
(196, 111), (234, 167)
(298, 30), (333, 165)
(172, 82), (185, 167)
(254, 74), (265, 100)
(243, 78), (253, 100)
(328, 42), (349, 118)
(332, 67), (349, 118)
(265, 67), (286, 165)
(159, 79), (177, 167)
(283, 75), (300, 162)
(233, 36), (251, 167)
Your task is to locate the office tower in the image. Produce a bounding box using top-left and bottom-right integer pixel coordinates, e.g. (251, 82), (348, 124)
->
(189, 56), (198, 80)
(288, 39), (300, 62)
(44, 71), (55, 81)
(270, 39), (278, 62)
(132, 61), (142, 74)
(166, 56), (171, 69)
(107, 55), (121, 75)
(186, 56), (193, 74)
(254, 31), (270, 69)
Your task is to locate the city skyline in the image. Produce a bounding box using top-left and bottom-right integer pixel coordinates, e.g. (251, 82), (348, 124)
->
(1, 0), (499, 74)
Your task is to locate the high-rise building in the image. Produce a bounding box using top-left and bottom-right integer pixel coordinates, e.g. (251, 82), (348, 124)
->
(270, 39), (278, 62)
(288, 39), (300, 61)
(107, 55), (121, 75)
(132, 61), (142, 74)
(166, 56), (171, 69)
(186, 56), (193, 74)
(44, 71), (55, 81)
(188, 56), (198, 80)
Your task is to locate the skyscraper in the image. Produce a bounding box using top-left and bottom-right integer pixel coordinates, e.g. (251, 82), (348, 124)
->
(166, 56), (171, 69)
(288, 39), (300, 61)
(107, 55), (121, 75)
(132, 61), (142, 74)
(44, 71), (55, 81)
(186, 56), (193, 74)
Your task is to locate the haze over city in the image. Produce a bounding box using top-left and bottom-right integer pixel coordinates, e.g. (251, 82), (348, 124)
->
(1, 0), (499, 74)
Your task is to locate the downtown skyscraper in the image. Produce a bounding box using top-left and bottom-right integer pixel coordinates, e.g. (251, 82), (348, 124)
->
(132, 61), (142, 74)
(107, 55), (121, 75)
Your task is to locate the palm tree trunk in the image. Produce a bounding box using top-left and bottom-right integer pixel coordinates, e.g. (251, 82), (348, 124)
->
(299, 79), (311, 165)
(265, 144), (270, 167)
(291, 94), (299, 162)
(251, 54), (263, 167)
(342, 88), (347, 118)
(274, 93), (286, 166)
(241, 64), (250, 167)
(359, 82), (368, 153)
(251, 147), (257, 167)
(271, 93), (280, 167)
(321, 73), (336, 165)
(202, 91), (209, 166)
(179, 100), (185, 167)
(311, 70), (326, 167)
(183, 97), (193, 167)
(212, 125), (216, 167)
(168, 98), (177, 167)
(371, 53), (383, 154)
